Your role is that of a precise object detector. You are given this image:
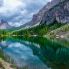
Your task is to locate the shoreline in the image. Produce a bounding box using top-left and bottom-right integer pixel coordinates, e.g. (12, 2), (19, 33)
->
(0, 58), (15, 69)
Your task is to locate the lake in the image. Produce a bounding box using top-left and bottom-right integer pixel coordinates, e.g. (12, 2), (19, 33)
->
(0, 36), (69, 69)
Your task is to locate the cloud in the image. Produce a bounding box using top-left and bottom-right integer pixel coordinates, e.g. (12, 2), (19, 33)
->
(0, 0), (3, 7)
(0, 0), (24, 16)
(0, 0), (51, 27)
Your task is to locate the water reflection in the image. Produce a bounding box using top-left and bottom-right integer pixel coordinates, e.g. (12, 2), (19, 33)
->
(0, 37), (49, 69)
(0, 37), (69, 69)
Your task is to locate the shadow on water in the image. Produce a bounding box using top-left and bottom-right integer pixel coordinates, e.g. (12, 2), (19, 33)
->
(0, 36), (69, 69)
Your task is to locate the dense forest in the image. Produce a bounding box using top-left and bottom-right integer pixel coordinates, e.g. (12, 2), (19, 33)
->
(0, 21), (69, 40)
(11, 22), (63, 37)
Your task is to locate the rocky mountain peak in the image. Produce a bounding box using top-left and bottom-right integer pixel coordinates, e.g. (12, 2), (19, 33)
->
(25, 0), (69, 27)
(0, 19), (11, 29)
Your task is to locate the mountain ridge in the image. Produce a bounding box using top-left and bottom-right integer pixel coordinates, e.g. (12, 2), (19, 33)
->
(0, 0), (69, 29)
(0, 19), (12, 29)
(23, 0), (69, 28)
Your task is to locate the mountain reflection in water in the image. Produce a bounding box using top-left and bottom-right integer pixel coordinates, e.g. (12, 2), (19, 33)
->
(0, 36), (69, 69)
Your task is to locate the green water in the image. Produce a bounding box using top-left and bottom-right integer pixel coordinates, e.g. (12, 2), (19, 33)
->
(0, 36), (69, 69)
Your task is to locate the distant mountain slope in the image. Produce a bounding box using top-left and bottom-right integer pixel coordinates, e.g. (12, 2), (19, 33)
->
(0, 19), (12, 29)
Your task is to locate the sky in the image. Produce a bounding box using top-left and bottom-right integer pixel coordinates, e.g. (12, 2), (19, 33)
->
(0, 0), (51, 27)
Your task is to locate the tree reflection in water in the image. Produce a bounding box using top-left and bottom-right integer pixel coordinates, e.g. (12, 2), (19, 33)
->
(0, 36), (69, 69)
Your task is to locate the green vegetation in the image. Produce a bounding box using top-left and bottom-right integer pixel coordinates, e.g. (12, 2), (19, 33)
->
(11, 22), (63, 36)
(9, 22), (69, 45)
(0, 22), (69, 43)
(0, 30), (8, 35)
(47, 24), (69, 38)
(0, 29), (10, 37)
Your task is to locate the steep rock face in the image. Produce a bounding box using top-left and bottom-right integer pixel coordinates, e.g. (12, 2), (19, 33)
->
(27, 0), (69, 26)
(41, 0), (69, 24)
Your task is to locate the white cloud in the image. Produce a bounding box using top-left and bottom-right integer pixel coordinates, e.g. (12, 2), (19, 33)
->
(20, 9), (28, 15)
(0, 0), (51, 27)
(4, 0), (22, 8)
(0, 0), (3, 6)
(0, 0), (24, 15)
(9, 22), (22, 27)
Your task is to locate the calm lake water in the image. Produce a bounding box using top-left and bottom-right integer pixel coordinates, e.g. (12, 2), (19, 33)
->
(0, 36), (69, 69)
